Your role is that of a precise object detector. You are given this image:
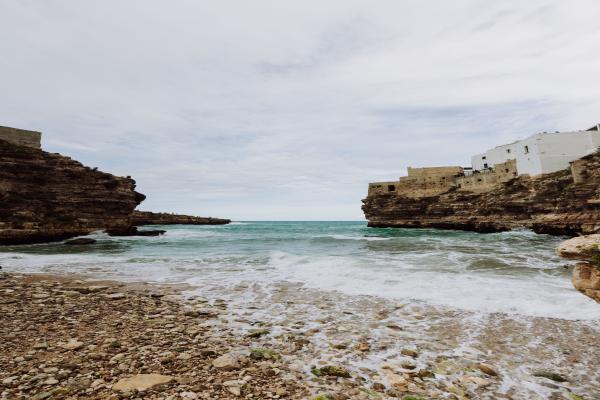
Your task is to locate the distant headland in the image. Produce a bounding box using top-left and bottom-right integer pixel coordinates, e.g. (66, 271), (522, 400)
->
(363, 123), (600, 236)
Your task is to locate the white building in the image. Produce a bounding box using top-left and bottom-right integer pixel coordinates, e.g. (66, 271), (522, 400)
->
(471, 123), (600, 176)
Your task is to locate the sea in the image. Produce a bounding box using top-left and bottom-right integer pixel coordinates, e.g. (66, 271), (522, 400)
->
(2, 221), (599, 321)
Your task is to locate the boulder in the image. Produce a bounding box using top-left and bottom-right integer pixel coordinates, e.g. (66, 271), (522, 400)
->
(572, 263), (600, 303)
(557, 234), (600, 260)
(112, 374), (174, 392)
(212, 353), (240, 371)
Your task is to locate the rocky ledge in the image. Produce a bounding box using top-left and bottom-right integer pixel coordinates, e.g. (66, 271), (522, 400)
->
(132, 211), (230, 226)
(362, 151), (600, 236)
(557, 235), (600, 303)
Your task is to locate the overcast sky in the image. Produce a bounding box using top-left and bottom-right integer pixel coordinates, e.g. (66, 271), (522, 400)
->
(1, 1), (600, 220)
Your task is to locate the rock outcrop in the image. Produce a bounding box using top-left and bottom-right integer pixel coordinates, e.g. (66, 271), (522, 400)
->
(0, 138), (145, 244)
(132, 211), (230, 226)
(557, 235), (600, 304)
(362, 150), (600, 236)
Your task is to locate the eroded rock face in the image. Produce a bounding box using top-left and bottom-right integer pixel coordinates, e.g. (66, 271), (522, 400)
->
(572, 263), (600, 304)
(0, 139), (145, 244)
(132, 211), (230, 226)
(362, 151), (600, 236)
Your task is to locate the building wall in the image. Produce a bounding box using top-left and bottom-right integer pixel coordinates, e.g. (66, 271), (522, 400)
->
(368, 181), (400, 196)
(472, 130), (600, 176)
(0, 126), (42, 149)
(456, 159), (517, 193)
(368, 166), (463, 198)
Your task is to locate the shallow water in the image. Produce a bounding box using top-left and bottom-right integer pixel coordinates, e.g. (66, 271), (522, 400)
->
(1, 221), (599, 320)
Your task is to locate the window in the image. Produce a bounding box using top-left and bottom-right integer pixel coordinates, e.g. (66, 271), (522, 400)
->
(524, 145), (529, 154)
(506, 149), (511, 153)
(387, 185), (395, 192)
(482, 156), (487, 160)
(505, 168), (509, 173)
(483, 163), (488, 169)
(477, 178), (482, 182)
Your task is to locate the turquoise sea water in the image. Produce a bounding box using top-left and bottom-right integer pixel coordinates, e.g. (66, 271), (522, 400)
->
(2, 221), (599, 320)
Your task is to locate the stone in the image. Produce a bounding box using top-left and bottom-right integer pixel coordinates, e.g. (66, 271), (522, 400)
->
(356, 342), (370, 352)
(106, 293), (126, 300)
(61, 339), (84, 350)
(401, 349), (418, 358)
(212, 353), (240, 371)
(64, 238), (97, 245)
(112, 374), (174, 392)
(223, 380), (242, 396)
(311, 365), (351, 378)
(246, 329), (270, 338)
(33, 342), (48, 350)
(533, 370), (568, 382)
(476, 363), (498, 376)
(43, 377), (59, 385)
(382, 370), (407, 389)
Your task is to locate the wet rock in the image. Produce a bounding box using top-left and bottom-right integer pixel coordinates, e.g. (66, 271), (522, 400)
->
(476, 363), (498, 376)
(112, 373), (174, 392)
(533, 370), (568, 382)
(250, 348), (281, 361)
(401, 349), (418, 358)
(64, 238), (97, 245)
(356, 342), (370, 352)
(312, 365), (351, 378)
(246, 329), (270, 338)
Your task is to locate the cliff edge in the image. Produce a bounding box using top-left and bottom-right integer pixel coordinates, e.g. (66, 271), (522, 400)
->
(362, 150), (600, 236)
(131, 211), (230, 226)
(0, 137), (146, 244)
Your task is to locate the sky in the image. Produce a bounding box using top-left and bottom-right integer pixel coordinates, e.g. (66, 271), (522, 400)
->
(1, 0), (600, 220)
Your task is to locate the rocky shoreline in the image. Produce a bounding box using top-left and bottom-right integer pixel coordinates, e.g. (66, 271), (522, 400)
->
(1, 272), (599, 400)
(132, 211), (231, 226)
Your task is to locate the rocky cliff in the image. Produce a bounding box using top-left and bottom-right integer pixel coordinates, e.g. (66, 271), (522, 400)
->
(131, 211), (230, 226)
(362, 150), (600, 236)
(0, 138), (146, 244)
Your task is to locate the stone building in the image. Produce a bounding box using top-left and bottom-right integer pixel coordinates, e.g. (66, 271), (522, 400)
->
(0, 125), (41, 148)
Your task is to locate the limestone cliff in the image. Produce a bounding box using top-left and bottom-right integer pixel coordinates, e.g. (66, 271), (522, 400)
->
(132, 211), (230, 226)
(362, 150), (600, 236)
(0, 138), (146, 244)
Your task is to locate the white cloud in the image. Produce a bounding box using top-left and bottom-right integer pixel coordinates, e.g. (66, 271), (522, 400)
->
(1, 0), (599, 219)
